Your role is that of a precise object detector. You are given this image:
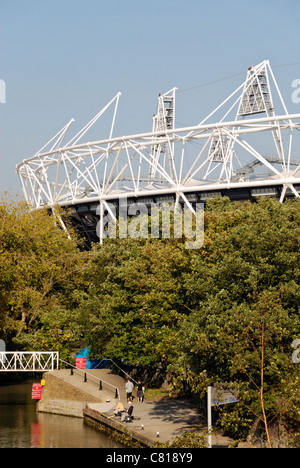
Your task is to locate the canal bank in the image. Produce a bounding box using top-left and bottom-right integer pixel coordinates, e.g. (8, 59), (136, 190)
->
(37, 368), (250, 448)
(37, 368), (204, 446)
(83, 399), (204, 447)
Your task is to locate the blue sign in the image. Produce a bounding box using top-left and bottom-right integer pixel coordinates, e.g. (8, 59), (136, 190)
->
(75, 347), (107, 369)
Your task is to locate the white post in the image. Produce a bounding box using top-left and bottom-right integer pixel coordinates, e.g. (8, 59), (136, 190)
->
(207, 386), (212, 448)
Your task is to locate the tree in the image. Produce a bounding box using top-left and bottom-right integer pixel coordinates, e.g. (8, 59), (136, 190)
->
(79, 236), (190, 378)
(0, 195), (87, 358)
(79, 197), (299, 444)
(170, 197), (300, 445)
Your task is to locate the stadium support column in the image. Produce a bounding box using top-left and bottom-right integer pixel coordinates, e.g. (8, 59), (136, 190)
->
(99, 201), (104, 244)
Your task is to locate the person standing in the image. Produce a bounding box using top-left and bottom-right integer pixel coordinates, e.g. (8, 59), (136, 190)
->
(125, 378), (134, 402)
(136, 380), (144, 402)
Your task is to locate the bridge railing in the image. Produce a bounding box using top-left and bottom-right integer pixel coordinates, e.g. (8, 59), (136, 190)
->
(0, 352), (121, 399)
(0, 352), (59, 372)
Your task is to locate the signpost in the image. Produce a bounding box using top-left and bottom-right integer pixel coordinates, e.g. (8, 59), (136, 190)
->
(207, 384), (239, 448)
(32, 383), (43, 399)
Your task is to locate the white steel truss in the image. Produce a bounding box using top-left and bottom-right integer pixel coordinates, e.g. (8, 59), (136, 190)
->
(203, 60), (289, 181)
(0, 351), (59, 372)
(150, 87), (177, 180)
(16, 60), (300, 227)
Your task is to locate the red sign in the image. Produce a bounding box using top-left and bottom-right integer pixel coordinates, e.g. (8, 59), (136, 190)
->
(76, 357), (86, 369)
(32, 383), (42, 399)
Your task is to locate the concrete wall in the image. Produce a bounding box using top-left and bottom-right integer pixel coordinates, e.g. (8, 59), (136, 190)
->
(37, 371), (102, 418)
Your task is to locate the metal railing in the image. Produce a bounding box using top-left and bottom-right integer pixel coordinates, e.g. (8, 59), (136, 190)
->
(0, 352), (59, 372)
(94, 358), (139, 385)
(60, 359), (120, 400)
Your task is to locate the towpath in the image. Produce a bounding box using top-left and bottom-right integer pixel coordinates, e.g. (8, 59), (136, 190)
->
(40, 368), (252, 448)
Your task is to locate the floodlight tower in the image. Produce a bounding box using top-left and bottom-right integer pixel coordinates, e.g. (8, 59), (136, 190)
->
(238, 64), (273, 116)
(149, 87), (177, 180)
(205, 60), (285, 182)
(238, 62), (284, 162)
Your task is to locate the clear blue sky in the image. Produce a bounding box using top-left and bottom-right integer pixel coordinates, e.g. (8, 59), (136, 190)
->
(1, 0), (300, 194)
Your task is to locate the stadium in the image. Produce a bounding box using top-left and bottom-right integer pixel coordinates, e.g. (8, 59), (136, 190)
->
(16, 60), (300, 248)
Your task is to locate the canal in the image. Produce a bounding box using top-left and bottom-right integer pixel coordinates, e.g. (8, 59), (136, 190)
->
(0, 378), (124, 448)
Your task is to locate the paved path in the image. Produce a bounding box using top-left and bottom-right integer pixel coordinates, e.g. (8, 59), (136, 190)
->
(46, 368), (252, 448)
(87, 398), (204, 445)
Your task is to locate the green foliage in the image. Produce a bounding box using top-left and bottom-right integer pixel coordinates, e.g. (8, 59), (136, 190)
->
(81, 196), (300, 441)
(169, 197), (300, 441)
(217, 405), (254, 440)
(155, 430), (208, 448)
(1, 192), (299, 443)
(0, 195), (87, 356)
(79, 237), (190, 371)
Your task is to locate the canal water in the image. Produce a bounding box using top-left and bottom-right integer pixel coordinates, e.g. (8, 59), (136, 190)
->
(0, 378), (124, 448)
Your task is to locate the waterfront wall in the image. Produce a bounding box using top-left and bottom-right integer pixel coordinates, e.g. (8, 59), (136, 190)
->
(83, 406), (154, 448)
(37, 371), (103, 417)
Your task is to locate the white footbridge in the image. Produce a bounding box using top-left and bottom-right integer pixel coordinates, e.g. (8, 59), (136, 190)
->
(0, 352), (59, 372)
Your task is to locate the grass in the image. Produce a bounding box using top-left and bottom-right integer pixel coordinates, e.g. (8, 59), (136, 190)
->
(144, 388), (179, 401)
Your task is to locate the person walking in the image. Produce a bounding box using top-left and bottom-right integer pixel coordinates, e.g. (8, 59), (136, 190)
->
(125, 378), (134, 402)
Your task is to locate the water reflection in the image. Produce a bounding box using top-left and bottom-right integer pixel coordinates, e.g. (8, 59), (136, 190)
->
(32, 412), (123, 448)
(0, 379), (124, 448)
